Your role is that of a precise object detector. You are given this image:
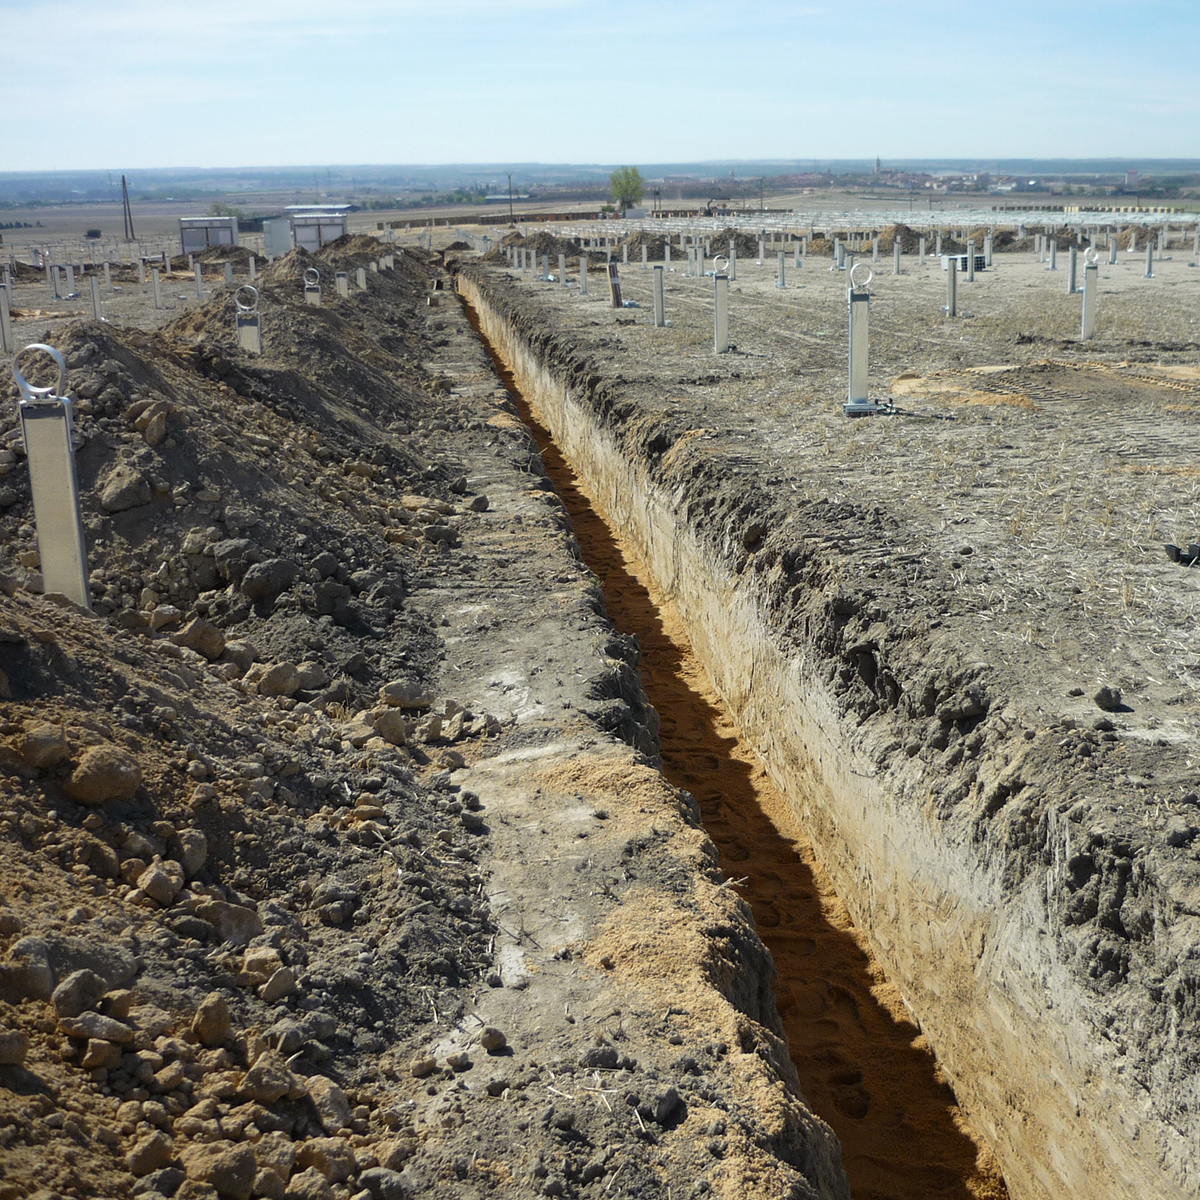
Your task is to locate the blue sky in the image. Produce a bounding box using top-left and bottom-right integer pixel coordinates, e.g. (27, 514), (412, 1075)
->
(2, 0), (1197, 170)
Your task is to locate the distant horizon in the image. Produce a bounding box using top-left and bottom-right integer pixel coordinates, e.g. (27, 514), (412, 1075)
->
(4, 158), (1200, 180)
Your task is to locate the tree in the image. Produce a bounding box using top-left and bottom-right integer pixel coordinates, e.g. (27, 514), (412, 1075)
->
(610, 166), (644, 210)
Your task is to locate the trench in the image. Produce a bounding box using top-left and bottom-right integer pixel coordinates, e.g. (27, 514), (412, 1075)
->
(459, 292), (1009, 1200)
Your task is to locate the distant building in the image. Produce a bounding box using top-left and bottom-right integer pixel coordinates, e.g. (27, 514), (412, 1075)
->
(1125, 169), (1138, 189)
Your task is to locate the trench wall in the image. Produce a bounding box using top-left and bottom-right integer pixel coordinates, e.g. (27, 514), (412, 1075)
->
(457, 268), (1198, 1200)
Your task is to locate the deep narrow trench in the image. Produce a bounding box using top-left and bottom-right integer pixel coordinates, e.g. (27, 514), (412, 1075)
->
(459, 293), (1009, 1200)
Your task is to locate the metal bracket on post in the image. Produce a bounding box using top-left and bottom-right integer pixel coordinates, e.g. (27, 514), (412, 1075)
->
(304, 267), (321, 306)
(12, 344), (91, 609)
(844, 264), (881, 416)
(235, 286), (262, 355)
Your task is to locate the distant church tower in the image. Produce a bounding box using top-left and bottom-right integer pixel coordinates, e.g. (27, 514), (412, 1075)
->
(874, 157), (881, 176)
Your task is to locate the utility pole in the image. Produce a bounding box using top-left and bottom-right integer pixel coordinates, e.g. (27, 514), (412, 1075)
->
(759, 177), (764, 211)
(121, 175), (135, 241)
(507, 173), (514, 223)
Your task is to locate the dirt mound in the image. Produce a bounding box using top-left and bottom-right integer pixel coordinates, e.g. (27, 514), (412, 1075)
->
(708, 228), (759, 257)
(194, 245), (256, 266)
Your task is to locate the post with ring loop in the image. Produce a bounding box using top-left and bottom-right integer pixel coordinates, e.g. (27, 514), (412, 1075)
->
(1081, 248), (1099, 340)
(12, 344), (91, 609)
(712, 257), (729, 354)
(235, 286), (262, 355)
(304, 268), (321, 306)
(845, 263), (879, 417)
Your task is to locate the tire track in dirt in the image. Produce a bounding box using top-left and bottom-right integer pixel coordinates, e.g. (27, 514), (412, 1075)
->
(461, 294), (1009, 1200)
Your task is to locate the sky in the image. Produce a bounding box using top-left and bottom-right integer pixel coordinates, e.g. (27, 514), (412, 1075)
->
(2, 0), (1198, 171)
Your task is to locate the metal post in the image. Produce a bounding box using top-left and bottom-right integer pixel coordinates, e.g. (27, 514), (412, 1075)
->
(12, 344), (91, 608)
(893, 239), (901, 275)
(64, 264), (76, 297)
(845, 263), (876, 416)
(795, 238), (802, 269)
(248, 255), (256, 280)
(607, 262), (622, 308)
(235, 284), (261, 350)
(713, 272), (729, 353)
(984, 234), (993, 267)
(935, 230), (943, 255)
(89, 274), (102, 321)
(1081, 252), (1098, 340)
(872, 236), (879, 264)
(1109, 237), (1119, 265)
(335, 271), (349, 297)
(697, 247), (705, 277)
(835, 240), (846, 270)
(653, 265), (665, 327)
(967, 240), (975, 282)
(664, 242), (671, 268)
(151, 267), (163, 309)
(559, 253), (567, 286)
(729, 245), (737, 281)
(642, 245), (648, 269)
(1193, 228), (1199, 264)
(1145, 244), (1154, 278)
(541, 254), (549, 281)
(103, 262), (112, 288)
(622, 243), (628, 266)
(194, 264), (203, 298)
(757, 236), (764, 263)
(356, 267), (367, 290)
(580, 254), (588, 295)
(918, 235), (925, 265)
(776, 250), (786, 288)
(1067, 245), (1078, 294)
(1048, 240), (1057, 271)
(0, 285), (13, 354)
(224, 261), (234, 286)
(946, 256), (957, 317)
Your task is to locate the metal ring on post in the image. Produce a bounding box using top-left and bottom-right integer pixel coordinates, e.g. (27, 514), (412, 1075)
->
(235, 285), (260, 314)
(849, 262), (874, 291)
(1084, 247), (1099, 266)
(303, 268), (320, 287)
(712, 255), (729, 274)
(13, 344), (67, 402)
